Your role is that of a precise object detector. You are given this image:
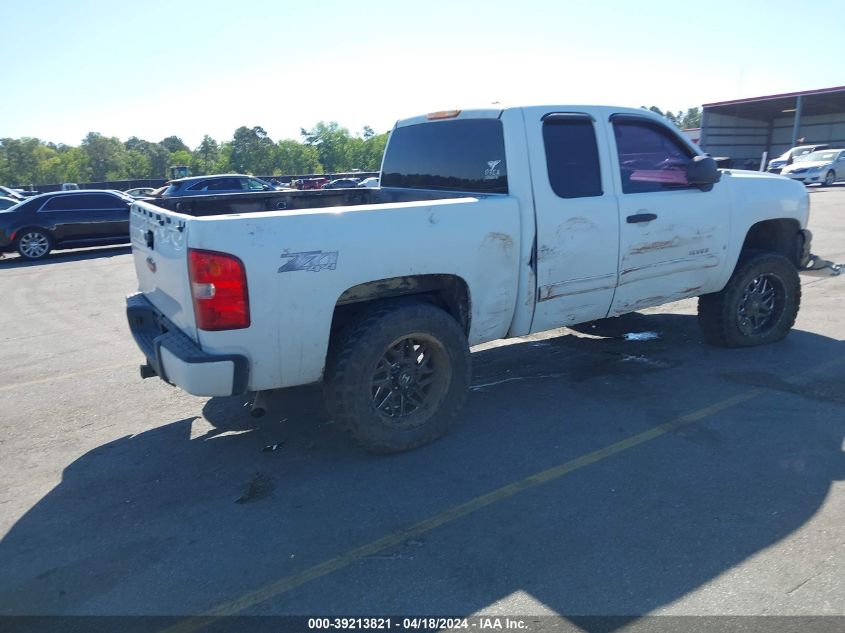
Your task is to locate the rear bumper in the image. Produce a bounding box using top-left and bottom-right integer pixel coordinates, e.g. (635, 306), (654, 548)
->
(126, 293), (249, 396)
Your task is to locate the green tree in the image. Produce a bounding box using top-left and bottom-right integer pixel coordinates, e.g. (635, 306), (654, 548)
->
(54, 146), (91, 182)
(0, 138), (44, 185)
(641, 105), (701, 129)
(169, 149), (193, 171)
(230, 126), (277, 175)
(215, 142), (234, 173)
(276, 139), (322, 175)
(82, 133), (128, 181)
(192, 135), (220, 175)
(300, 121), (352, 173)
(160, 135), (190, 154)
(680, 107), (702, 128)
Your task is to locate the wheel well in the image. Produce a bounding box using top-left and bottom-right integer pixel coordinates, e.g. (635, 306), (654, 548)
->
(330, 274), (471, 337)
(741, 219), (802, 266)
(12, 226), (52, 243)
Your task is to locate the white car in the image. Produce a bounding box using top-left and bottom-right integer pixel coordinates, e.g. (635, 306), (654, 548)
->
(781, 149), (845, 186)
(357, 177), (380, 188)
(767, 144), (829, 173)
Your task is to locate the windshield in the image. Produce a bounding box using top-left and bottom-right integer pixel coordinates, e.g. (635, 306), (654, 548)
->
(0, 200), (23, 212)
(798, 150), (839, 163)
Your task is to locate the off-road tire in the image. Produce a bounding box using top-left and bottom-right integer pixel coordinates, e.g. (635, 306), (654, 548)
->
(698, 250), (800, 347)
(324, 301), (471, 453)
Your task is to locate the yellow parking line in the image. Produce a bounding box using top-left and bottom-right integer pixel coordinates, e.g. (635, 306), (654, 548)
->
(0, 363), (130, 392)
(163, 351), (845, 633)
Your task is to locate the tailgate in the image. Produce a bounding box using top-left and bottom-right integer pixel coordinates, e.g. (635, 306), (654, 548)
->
(130, 201), (198, 342)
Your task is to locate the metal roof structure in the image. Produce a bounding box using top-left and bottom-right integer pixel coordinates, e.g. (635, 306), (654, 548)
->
(703, 86), (845, 121)
(700, 86), (845, 167)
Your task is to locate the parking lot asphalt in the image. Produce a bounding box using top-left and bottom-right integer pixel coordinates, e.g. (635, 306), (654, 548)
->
(1, 186), (844, 625)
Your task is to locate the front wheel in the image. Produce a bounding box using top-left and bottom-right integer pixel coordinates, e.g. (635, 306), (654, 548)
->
(698, 251), (800, 347)
(823, 170), (836, 186)
(325, 302), (471, 453)
(16, 229), (52, 260)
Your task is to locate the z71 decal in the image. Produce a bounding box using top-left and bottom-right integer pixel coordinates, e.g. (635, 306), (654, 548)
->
(278, 250), (339, 273)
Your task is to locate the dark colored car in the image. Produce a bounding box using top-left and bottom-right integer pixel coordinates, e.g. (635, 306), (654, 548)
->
(291, 177), (330, 190)
(0, 197), (20, 211)
(160, 174), (286, 197)
(0, 190), (134, 260)
(321, 178), (361, 189)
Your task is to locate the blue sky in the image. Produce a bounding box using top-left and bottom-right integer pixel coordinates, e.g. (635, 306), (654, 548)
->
(1, 0), (842, 147)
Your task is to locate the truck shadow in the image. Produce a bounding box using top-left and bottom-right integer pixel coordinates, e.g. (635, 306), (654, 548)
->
(1, 314), (844, 626)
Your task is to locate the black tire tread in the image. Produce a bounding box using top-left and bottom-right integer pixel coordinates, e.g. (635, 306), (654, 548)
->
(698, 250), (801, 347)
(324, 301), (470, 453)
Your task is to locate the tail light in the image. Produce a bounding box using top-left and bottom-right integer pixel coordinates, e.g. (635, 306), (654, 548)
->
(188, 249), (250, 331)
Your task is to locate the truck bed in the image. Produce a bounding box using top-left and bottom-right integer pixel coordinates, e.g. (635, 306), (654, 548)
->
(147, 187), (472, 217)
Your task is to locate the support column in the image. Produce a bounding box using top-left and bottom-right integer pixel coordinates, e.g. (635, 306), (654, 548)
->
(699, 109), (710, 151)
(790, 96), (803, 147)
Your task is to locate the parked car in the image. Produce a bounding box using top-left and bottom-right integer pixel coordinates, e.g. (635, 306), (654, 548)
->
(0, 190), (134, 260)
(0, 196), (21, 210)
(124, 187), (156, 198)
(781, 149), (845, 186)
(357, 177), (380, 188)
(291, 177), (330, 190)
(61, 183), (80, 191)
(0, 186), (25, 201)
(161, 174), (285, 197)
(126, 104), (810, 454)
(322, 178), (361, 189)
(767, 144), (829, 173)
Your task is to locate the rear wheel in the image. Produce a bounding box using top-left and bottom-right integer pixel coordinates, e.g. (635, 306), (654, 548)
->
(698, 251), (800, 347)
(16, 229), (52, 260)
(325, 302), (471, 453)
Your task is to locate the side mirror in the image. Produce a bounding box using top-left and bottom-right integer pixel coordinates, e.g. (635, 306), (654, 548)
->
(686, 156), (721, 191)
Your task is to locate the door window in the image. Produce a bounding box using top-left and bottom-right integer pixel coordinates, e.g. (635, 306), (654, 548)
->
(41, 194), (94, 211)
(87, 194), (126, 209)
(245, 178), (267, 191)
(613, 119), (695, 193)
(543, 116), (602, 198)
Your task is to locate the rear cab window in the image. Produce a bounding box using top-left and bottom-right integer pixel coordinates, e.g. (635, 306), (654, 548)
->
(381, 118), (508, 193)
(542, 115), (602, 198)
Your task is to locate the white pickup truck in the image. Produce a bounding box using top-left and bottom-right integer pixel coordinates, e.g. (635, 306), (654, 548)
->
(127, 105), (812, 452)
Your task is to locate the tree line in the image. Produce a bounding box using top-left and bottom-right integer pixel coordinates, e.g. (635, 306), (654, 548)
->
(642, 106), (702, 129)
(0, 122), (389, 187)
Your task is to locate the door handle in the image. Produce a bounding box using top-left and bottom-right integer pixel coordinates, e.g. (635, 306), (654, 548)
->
(627, 213), (657, 223)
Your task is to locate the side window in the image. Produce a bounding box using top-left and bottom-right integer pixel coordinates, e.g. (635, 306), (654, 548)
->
(89, 194), (125, 209)
(543, 117), (602, 198)
(207, 178), (240, 191)
(187, 180), (211, 191)
(41, 195), (88, 211)
(245, 178), (266, 191)
(613, 119), (694, 194)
